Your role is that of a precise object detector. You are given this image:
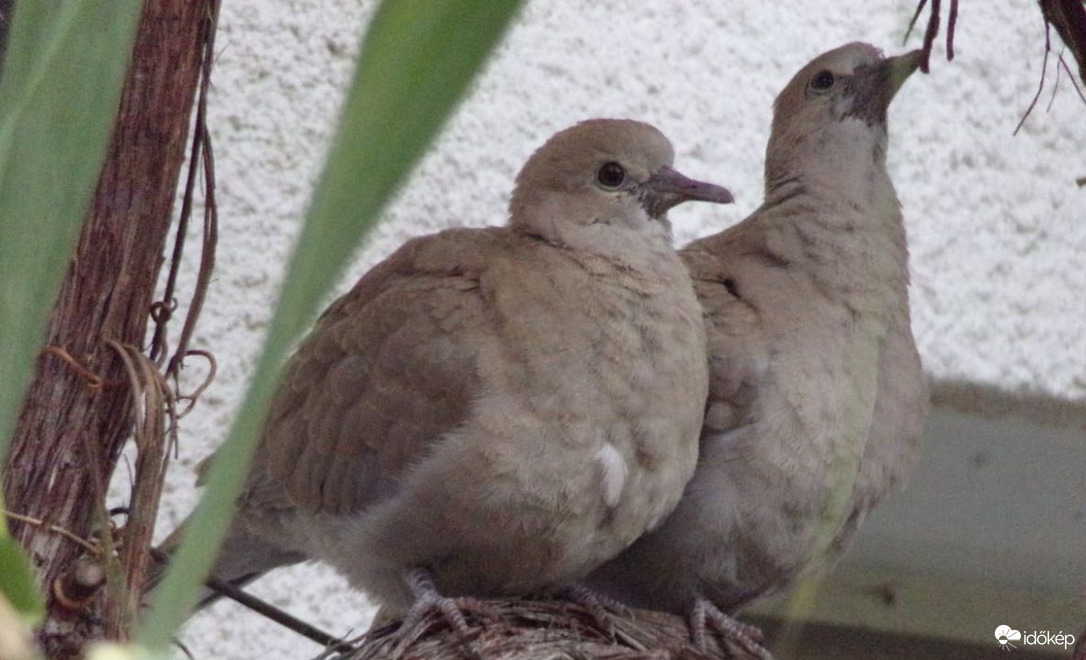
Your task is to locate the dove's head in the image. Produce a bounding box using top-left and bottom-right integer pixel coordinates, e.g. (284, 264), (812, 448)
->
(765, 42), (922, 198)
(509, 119), (732, 260)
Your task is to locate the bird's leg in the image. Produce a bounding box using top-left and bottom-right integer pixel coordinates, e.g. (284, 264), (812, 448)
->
(401, 569), (471, 634)
(689, 596), (771, 659)
(557, 583), (631, 637)
(388, 567), (501, 656)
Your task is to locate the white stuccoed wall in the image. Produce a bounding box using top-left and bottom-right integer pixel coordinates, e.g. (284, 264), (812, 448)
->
(146, 1), (1086, 657)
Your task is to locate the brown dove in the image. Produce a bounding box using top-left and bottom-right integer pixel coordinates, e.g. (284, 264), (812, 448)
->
(159, 119), (734, 632)
(585, 44), (931, 657)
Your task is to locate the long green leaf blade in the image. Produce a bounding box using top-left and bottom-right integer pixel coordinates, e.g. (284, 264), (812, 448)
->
(0, 0), (144, 462)
(0, 0), (143, 627)
(0, 492), (42, 624)
(141, 0), (522, 647)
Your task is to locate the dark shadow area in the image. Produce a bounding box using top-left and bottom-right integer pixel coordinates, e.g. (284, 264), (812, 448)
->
(0, 0), (13, 76)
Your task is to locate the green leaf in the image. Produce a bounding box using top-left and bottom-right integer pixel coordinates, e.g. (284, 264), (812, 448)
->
(139, 0), (523, 648)
(0, 488), (42, 658)
(0, 0), (145, 463)
(0, 0), (143, 643)
(0, 496), (42, 624)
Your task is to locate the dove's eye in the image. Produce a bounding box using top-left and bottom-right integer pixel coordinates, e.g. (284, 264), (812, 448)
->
(596, 162), (626, 189)
(809, 70), (836, 92)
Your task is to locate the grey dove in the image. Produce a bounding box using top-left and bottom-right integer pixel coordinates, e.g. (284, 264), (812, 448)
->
(585, 43), (930, 656)
(158, 119), (734, 630)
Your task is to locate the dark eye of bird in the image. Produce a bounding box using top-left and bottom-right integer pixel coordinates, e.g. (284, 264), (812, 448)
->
(810, 70), (835, 91)
(596, 161), (626, 189)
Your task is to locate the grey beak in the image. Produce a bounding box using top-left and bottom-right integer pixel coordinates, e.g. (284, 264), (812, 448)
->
(638, 166), (735, 218)
(884, 49), (925, 98)
(850, 49), (923, 124)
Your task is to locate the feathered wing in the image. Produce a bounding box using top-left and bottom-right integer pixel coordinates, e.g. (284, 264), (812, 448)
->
(254, 228), (505, 517)
(183, 228), (505, 593)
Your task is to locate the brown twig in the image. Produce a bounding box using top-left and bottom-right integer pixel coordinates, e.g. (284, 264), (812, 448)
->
(174, 349), (218, 419)
(1015, 18), (1053, 135)
(1016, 7), (1086, 135)
(946, 0), (958, 61)
(1049, 50), (1065, 112)
(165, 0), (221, 380)
(148, 300), (176, 362)
(904, 0), (959, 73)
(1040, 0), (1086, 88)
(150, 0), (221, 376)
(175, 640), (197, 660)
(105, 340), (176, 636)
(40, 346), (109, 391)
(202, 573), (348, 650)
(146, 546), (349, 650)
(3, 511), (101, 554)
(337, 599), (765, 660)
(1059, 52), (1086, 104)
(903, 0), (929, 46)
(103, 4), (221, 632)
(920, 0), (940, 73)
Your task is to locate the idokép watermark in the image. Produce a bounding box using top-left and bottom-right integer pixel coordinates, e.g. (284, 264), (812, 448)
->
(995, 625), (1075, 651)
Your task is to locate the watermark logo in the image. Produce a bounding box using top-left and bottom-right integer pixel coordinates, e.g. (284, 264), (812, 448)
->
(994, 625), (1075, 651)
(995, 625), (1021, 650)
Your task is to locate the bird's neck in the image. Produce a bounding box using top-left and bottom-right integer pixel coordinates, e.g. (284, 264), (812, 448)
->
(765, 163), (898, 221)
(765, 119), (892, 210)
(759, 152), (910, 309)
(511, 196), (684, 283)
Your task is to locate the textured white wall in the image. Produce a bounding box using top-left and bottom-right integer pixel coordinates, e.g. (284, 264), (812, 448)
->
(149, 1), (1086, 657)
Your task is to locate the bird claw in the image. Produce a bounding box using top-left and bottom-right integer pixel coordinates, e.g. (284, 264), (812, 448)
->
(689, 597), (771, 659)
(559, 583), (631, 638)
(387, 568), (502, 659)
(390, 596), (490, 658)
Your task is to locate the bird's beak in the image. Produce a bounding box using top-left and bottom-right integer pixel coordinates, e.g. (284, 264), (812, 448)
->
(638, 166), (734, 218)
(884, 49), (924, 100)
(850, 49), (923, 124)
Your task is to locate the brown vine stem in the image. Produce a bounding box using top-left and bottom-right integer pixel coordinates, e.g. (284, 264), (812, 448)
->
(3, 510), (101, 555)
